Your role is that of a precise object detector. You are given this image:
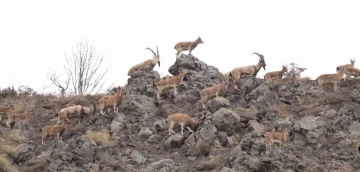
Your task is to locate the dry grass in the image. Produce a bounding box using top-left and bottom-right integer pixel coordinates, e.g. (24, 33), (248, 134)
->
(24, 151), (50, 171)
(86, 129), (116, 147)
(0, 130), (25, 144)
(0, 145), (18, 154)
(197, 156), (223, 170)
(0, 154), (18, 172)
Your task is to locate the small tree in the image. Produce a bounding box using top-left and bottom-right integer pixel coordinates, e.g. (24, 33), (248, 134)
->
(284, 62), (307, 79)
(47, 71), (70, 97)
(47, 39), (109, 95)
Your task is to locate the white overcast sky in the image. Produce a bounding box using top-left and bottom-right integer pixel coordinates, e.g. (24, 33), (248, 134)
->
(0, 1), (359, 94)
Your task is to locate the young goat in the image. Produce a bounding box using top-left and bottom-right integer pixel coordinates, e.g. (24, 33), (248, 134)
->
(264, 65), (288, 84)
(128, 47), (160, 76)
(264, 128), (287, 153)
(199, 72), (229, 110)
(316, 70), (345, 91)
(229, 52), (267, 90)
(174, 36), (204, 58)
(98, 84), (127, 115)
(6, 110), (32, 128)
(0, 105), (15, 121)
(156, 68), (186, 99)
(56, 101), (96, 125)
(40, 119), (68, 145)
(336, 58), (356, 74)
(166, 113), (198, 135)
(344, 67), (360, 80)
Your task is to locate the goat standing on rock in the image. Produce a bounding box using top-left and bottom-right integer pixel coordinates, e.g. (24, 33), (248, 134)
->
(56, 101), (96, 125)
(199, 72), (230, 110)
(174, 36), (204, 58)
(336, 58), (355, 74)
(316, 70), (345, 91)
(98, 84), (127, 115)
(127, 47), (160, 76)
(156, 68), (186, 99)
(264, 65), (288, 84)
(229, 52), (266, 90)
(166, 113), (198, 135)
(41, 119), (68, 145)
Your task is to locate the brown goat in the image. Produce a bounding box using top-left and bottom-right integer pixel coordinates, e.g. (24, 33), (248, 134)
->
(156, 68), (186, 99)
(56, 101), (96, 125)
(264, 128), (287, 153)
(174, 36), (204, 58)
(199, 73), (229, 110)
(128, 47), (160, 76)
(264, 65), (288, 84)
(40, 119), (68, 145)
(0, 105), (15, 121)
(336, 58), (356, 74)
(229, 52), (266, 90)
(344, 67), (360, 80)
(98, 84), (127, 115)
(6, 110), (32, 128)
(316, 70), (345, 91)
(166, 113), (199, 135)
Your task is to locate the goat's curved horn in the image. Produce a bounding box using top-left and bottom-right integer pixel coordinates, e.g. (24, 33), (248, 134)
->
(252, 52), (264, 59)
(145, 47), (157, 57)
(156, 46), (159, 57)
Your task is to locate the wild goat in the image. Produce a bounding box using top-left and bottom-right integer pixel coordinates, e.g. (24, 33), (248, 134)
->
(0, 105), (15, 121)
(316, 70), (345, 91)
(98, 84), (127, 115)
(229, 52), (266, 90)
(127, 47), (160, 76)
(199, 72), (230, 110)
(56, 101), (96, 125)
(156, 68), (186, 99)
(174, 36), (204, 58)
(264, 128), (287, 153)
(336, 59), (356, 74)
(40, 119), (68, 145)
(264, 65), (288, 84)
(344, 67), (360, 80)
(6, 110), (32, 128)
(166, 113), (199, 135)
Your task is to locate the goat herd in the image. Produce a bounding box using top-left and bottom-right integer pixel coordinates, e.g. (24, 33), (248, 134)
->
(0, 36), (358, 153)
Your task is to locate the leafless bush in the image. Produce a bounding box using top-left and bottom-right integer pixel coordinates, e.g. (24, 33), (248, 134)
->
(284, 62), (307, 79)
(47, 38), (109, 96)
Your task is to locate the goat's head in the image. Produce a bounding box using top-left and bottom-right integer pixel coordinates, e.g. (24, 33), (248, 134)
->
(196, 36), (204, 44)
(282, 65), (288, 72)
(351, 58), (356, 65)
(253, 52), (266, 70)
(145, 46), (160, 67)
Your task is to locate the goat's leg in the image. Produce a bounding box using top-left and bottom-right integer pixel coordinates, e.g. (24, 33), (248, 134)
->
(180, 123), (185, 135)
(168, 122), (175, 135)
(187, 127), (194, 133)
(173, 86), (178, 96)
(334, 83), (338, 91)
(188, 47), (192, 55)
(202, 103), (207, 110)
(157, 88), (162, 99)
(234, 77), (240, 90)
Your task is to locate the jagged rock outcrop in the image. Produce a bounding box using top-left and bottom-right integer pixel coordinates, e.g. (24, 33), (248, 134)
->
(2, 54), (360, 171)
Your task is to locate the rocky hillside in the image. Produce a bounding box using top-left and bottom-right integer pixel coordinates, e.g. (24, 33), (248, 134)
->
(1, 54), (360, 172)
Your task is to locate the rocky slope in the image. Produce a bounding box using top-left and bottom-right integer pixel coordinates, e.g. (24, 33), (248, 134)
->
(1, 54), (360, 172)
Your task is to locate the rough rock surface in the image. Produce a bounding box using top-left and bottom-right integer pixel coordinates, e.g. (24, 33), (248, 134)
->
(1, 54), (360, 172)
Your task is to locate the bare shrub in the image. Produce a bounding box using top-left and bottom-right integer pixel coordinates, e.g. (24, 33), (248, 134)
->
(47, 38), (109, 96)
(86, 130), (116, 147)
(283, 62), (307, 81)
